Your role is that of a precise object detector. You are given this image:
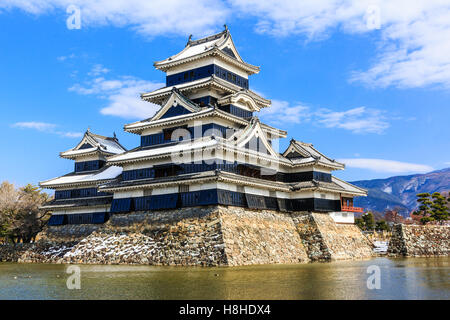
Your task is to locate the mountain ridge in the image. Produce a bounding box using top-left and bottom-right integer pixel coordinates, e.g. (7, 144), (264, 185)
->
(351, 167), (450, 216)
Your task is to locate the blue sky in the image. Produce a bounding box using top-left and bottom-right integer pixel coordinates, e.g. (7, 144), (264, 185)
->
(0, 1), (449, 188)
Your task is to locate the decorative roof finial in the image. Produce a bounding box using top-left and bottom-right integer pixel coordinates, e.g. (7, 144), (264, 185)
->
(187, 34), (193, 46)
(87, 126), (91, 133)
(224, 24), (228, 31)
(113, 131), (117, 139)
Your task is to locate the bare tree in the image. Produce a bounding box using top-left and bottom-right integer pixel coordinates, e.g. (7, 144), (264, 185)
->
(0, 182), (51, 243)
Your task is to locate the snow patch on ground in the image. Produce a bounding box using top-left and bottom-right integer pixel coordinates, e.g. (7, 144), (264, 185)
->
(382, 186), (392, 194)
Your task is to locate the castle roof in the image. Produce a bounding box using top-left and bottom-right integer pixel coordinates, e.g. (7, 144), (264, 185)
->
(41, 196), (113, 210)
(292, 177), (367, 196)
(111, 119), (289, 166)
(39, 166), (123, 189)
(60, 130), (127, 160)
(141, 75), (270, 108)
(154, 28), (260, 75)
(283, 139), (345, 170)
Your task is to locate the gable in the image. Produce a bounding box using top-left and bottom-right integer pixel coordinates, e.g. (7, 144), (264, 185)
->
(151, 90), (199, 121)
(285, 150), (305, 159)
(233, 119), (279, 158)
(79, 142), (94, 150)
(282, 142), (311, 158)
(221, 47), (237, 59)
(218, 35), (244, 63)
(159, 104), (193, 119)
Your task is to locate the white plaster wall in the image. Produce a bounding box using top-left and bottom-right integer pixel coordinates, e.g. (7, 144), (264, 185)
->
(113, 190), (144, 199)
(152, 186), (178, 195)
(165, 56), (249, 78)
(74, 155), (106, 162)
(52, 207), (110, 215)
(329, 211), (355, 224)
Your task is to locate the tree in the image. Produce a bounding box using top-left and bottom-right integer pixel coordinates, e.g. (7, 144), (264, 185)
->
(413, 193), (434, 225)
(430, 192), (449, 224)
(375, 220), (389, 231)
(384, 208), (404, 224)
(355, 217), (365, 230)
(0, 182), (51, 243)
(0, 181), (20, 242)
(362, 212), (375, 231)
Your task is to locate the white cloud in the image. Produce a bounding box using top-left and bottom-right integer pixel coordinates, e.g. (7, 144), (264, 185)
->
(4, 1), (450, 89)
(0, 0), (228, 37)
(12, 122), (57, 131)
(259, 99), (310, 125)
(230, 0), (450, 89)
(316, 107), (389, 134)
(260, 101), (389, 134)
(338, 158), (433, 173)
(69, 66), (164, 119)
(57, 53), (75, 61)
(88, 64), (110, 76)
(11, 122), (82, 138)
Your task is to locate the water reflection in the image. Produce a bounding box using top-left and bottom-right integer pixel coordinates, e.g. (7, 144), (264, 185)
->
(0, 257), (448, 300)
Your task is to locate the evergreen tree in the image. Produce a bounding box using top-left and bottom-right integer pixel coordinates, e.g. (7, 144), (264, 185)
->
(375, 220), (389, 231)
(355, 217), (365, 230)
(362, 212), (375, 231)
(413, 193), (434, 225)
(430, 192), (449, 224)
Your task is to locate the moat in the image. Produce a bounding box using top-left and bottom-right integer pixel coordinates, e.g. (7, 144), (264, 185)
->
(1, 257), (449, 300)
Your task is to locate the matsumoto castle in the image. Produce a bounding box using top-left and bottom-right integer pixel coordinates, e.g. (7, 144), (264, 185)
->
(40, 27), (367, 227)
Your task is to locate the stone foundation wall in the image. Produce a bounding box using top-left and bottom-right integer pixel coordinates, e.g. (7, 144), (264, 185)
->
(293, 213), (373, 261)
(1, 206), (374, 266)
(388, 224), (450, 257)
(60, 207), (227, 266)
(219, 207), (309, 266)
(41, 224), (102, 242)
(0, 243), (34, 262)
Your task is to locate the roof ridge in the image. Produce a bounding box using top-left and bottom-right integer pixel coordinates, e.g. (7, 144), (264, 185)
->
(188, 29), (228, 47)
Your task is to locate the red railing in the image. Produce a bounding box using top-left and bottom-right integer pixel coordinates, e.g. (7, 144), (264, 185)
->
(341, 205), (364, 213)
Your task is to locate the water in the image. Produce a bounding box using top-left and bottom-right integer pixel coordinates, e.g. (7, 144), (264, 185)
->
(0, 257), (449, 300)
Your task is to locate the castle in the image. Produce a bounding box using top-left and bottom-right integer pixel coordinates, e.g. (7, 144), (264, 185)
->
(38, 27), (372, 265)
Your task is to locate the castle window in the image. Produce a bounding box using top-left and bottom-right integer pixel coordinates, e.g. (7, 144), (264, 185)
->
(184, 72), (188, 80)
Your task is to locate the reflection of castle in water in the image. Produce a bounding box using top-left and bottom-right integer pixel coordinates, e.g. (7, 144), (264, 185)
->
(40, 26), (367, 227)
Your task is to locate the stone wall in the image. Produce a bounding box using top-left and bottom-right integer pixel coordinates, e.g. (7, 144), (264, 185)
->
(0, 243), (34, 262)
(42, 224), (101, 242)
(293, 213), (373, 261)
(219, 207), (309, 266)
(388, 224), (450, 257)
(1, 206), (374, 266)
(59, 207), (228, 266)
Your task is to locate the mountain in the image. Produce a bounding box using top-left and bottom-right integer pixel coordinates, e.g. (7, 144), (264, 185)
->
(351, 168), (450, 216)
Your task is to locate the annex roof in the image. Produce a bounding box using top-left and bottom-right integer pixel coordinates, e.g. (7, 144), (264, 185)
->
(60, 130), (127, 160)
(39, 166), (123, 189)
(283, 139), (345, 170)
(291, 176), (367, 196)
